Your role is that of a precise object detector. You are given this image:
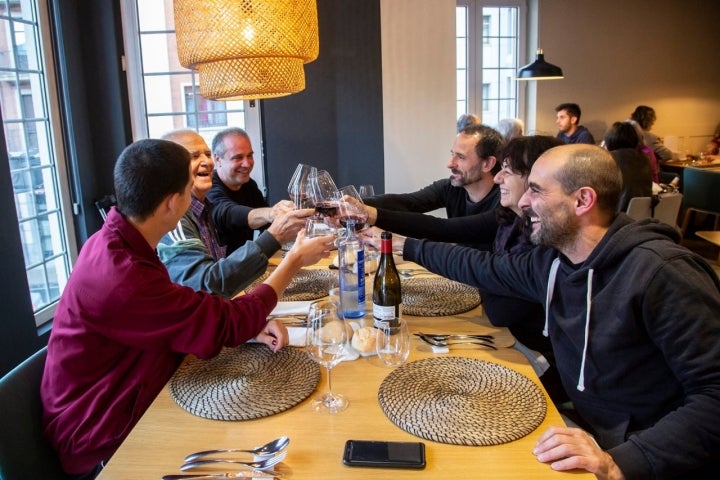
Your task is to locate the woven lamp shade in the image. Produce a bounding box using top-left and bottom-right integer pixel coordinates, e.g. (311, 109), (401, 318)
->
(174, 0), (319, 100)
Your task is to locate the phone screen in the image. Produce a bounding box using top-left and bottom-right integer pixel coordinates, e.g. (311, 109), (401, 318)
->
(343, 440), (426, 469)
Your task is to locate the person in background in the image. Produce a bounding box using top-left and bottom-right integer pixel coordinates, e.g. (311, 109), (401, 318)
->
(456, 113), (481, 133)
(364, 124), (504, 249)
(603, 121), (653, 211)
(362, 136), (569, 406)
(497, 117), (524, 141)
(158, 129), (314, 297)
(555, 103), (595, 144)
(40, 139), (333, 479)
(702, 122), (720, 155)
(629, 105), (674, 162)
(627, 119), (660, 183)
(208, 127), (306, 254)
(390, 144), (720, 479)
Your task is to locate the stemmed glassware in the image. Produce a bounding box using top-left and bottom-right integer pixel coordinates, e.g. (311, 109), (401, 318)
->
(305, 299), (349, 413)
(308, 170), (341, 224)
(338, 185), (369, 231)
(287, 163), (317, 209)
(358, 184), (375, 199)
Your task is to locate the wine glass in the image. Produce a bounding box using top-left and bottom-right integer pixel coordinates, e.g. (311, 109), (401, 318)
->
(305, 299), (349, 413)
(358, 184), (375, 199)
(376, 317), (410, 367)
(308, 170), (341, 223)
(338, 185), (369, 231)
(287, 163), (316, 209)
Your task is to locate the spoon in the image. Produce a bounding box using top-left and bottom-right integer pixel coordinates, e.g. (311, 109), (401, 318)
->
(184, 437), (290, 463)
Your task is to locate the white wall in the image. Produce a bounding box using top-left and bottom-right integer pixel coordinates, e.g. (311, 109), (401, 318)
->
(380, 0), (457, 197)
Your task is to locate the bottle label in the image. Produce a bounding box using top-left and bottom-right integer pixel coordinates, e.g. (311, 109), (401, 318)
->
(373, 303), (401, 328)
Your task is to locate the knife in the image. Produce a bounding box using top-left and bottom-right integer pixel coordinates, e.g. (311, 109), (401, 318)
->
(162, 471), (282, 479)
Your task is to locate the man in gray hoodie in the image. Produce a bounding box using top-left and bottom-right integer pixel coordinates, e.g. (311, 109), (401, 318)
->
(394, 144), (719, 479)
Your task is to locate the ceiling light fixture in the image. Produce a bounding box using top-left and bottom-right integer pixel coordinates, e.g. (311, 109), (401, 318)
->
(516, 48), (563, 81)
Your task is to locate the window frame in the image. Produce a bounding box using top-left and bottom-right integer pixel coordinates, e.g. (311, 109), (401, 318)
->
(456, 0), (527, 128)
(1, 0), (79, 327)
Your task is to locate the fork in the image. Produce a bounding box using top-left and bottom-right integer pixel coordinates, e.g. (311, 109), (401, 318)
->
(417, 333), (497, 350)
(415, 332), (494, 342)
(180, 451), (287, 471)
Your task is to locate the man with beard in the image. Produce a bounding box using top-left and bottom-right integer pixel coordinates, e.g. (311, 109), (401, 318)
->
(158, 129), (314, 297)
(386, 144), (720, 479)
(208, 127), (308, 254)
(364, 124), (503, 249)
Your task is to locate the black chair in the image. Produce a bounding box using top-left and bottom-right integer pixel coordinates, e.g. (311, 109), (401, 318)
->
(680, 168), (720, 238)
(94, 194), (116, 222)
(0, 347), (69, 480)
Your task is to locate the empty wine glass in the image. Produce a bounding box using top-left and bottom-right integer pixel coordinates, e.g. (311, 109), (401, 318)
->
(306, 299), (349, 413)
(358, 184), (375, 199)
(308, 170), (341, 223)
(287, 163), (316, 209)
(338, 185), (369, 231)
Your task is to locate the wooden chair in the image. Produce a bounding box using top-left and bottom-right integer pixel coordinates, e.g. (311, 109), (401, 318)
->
(626, 192), (683, 229)
(680, 168), (720, 238)
(0, 347), (69, 479)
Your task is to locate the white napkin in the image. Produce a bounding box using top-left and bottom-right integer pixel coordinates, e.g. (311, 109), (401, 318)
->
(270, 301), (312, 316)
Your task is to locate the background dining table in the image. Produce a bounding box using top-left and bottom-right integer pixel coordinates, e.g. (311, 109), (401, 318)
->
(96, 255), (593, 479)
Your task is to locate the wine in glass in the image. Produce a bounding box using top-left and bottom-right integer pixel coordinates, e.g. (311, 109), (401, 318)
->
(306, 299), (349, 413)
(338, 185), (369, 231)
(287, 163), (316, 209)
(308, 170), (341, 222)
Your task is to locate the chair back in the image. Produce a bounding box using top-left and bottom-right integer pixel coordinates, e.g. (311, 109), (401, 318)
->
(626, 192), (683, 228)
(682, 168), (720, 213)
(0, 347), (69, 480)
(94, 194), (117, 222)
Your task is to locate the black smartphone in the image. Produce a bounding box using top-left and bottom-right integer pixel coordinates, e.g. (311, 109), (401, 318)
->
(342, 440), (426, 469)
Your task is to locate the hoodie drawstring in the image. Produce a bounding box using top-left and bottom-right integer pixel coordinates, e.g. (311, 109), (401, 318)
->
(544, 258), (594, 392)
(577, 269), (593, 392)
(543, 258), (561, 337)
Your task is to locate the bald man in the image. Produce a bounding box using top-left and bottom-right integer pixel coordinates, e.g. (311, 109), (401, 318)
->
(384, 144), (720, 479)
(158, 129), (313, 297)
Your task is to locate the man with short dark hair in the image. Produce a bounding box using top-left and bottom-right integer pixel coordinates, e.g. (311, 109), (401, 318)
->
(364, 124), (504, 249)
(555, 103), (595, 144)
(208, 127), (307, 254)
(40, 139), (332, 479)
(392, 144), (720, 479)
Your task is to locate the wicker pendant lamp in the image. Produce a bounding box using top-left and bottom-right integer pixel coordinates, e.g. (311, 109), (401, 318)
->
(173, 0), (319, 100)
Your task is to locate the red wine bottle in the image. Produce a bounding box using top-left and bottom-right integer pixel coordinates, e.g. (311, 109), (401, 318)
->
(372, 231), (401, 327)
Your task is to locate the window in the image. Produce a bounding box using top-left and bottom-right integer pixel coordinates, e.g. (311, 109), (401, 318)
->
(0, 0), (76, 325)
(120, 0), (264, 191)
(456, 0), (526, 128)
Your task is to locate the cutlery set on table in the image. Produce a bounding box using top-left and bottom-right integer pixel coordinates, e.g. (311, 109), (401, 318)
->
(162, 437), (289, 479)
(415, 332), (496, 350)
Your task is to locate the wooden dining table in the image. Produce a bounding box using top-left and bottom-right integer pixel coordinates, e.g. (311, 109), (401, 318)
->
(97, 257), (593, 479)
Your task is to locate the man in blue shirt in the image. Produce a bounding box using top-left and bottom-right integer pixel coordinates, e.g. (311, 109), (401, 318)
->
(555, 103), (595, 144)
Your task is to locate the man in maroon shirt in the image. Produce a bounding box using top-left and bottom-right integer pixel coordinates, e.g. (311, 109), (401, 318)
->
(40, 139), (332, 479)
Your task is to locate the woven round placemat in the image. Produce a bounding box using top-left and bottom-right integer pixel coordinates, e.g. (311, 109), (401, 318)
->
(249, 268), (336, 301)
(378, 357), (546, 445)
(401, 277), (481, 316)
(169, 344), (320, 421)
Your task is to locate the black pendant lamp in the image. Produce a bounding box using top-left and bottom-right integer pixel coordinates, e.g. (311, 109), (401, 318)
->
(517, 49), (563, 80)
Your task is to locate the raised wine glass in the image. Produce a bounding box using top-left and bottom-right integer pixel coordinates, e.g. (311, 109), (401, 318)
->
(308, 170), (341, 224)
(287, 163), (316, 209)
(305, 299), (349, 413)
(338, 185), (369, 231)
